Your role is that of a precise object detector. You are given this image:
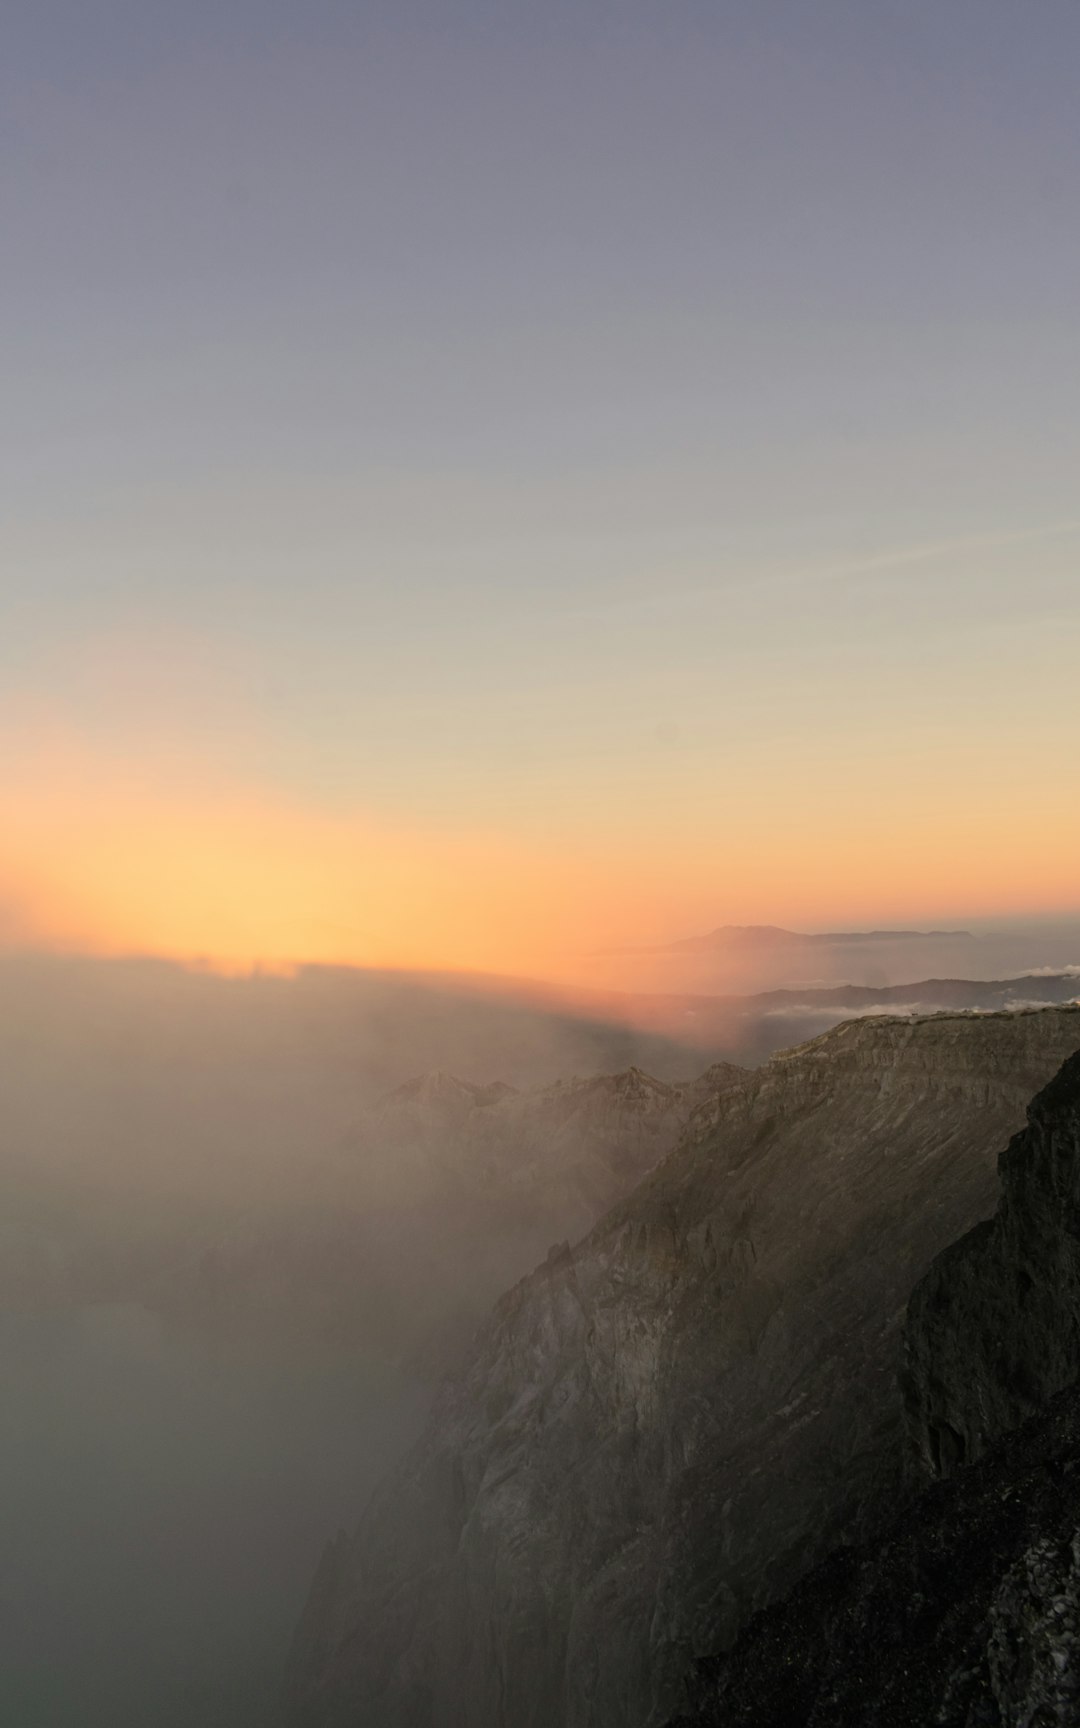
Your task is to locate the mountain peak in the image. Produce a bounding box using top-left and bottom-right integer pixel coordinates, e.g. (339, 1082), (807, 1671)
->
(382, 1070), (514, 1112)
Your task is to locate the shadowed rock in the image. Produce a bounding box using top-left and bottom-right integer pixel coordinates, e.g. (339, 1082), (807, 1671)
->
(904, 1048), (1080, 1476)
(286, 1007), (1080, 1728)
(672, 1047), (1080, 1728)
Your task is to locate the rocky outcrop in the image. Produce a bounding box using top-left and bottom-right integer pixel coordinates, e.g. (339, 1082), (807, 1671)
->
(671, 1047), (1080, 1727)
(904, 1049), (1080, 1477)
(285, 1007), (1080, 1728)
(671, 1378), (1080, 1727)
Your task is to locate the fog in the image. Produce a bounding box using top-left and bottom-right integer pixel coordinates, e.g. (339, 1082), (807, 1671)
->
(0, 950), (711, 1724)
(2, 940), (1079, 1722)
(0, 1308), (424, 1728)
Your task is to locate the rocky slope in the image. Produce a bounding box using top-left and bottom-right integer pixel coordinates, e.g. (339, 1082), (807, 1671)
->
(671, 1380), (1080, 1727)
(285, 1006), (1080, 1728)
(671, 1047), (1080, 1727)
(904, 1047), (1080, 1477)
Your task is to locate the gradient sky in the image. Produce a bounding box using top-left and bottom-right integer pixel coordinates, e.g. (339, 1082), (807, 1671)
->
(2, 0), (1079, 975)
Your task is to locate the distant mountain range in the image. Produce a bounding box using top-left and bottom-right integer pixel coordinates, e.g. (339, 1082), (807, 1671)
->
(714, 968), (1080, 1015)
(614, 969), (1080, 1063)
(605, 923), (974, 956)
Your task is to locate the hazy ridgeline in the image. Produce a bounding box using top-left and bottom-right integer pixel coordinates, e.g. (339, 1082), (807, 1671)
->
(0, 952), (708, 1320)
(4, 944), (1074, 1331)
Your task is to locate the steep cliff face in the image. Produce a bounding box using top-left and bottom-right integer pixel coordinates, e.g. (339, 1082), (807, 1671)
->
(671, 1379), (1080, 1728)
(904, 1048), (1080, 1476)
(286, 1007), (1080, 1728)
(671, 1048), (1080, 1728)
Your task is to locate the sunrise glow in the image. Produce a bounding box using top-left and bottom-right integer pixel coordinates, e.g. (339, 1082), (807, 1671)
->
(2, 717), (1078, 985)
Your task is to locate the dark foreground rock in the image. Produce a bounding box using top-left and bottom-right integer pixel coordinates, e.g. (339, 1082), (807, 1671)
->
(671, 1380), (1080, 1727)
(673, 1049), (1080, 1727)
(904, 1049), (1080, 1477)
(286, 1008), (1080, 1728)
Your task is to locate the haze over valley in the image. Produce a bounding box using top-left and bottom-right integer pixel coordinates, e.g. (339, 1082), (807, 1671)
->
(4, 0), (1080, 1723)
(1, 943), (1078, 1721)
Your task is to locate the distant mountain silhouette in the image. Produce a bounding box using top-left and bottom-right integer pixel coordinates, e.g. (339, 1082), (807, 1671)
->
(602, 923), (974, 956)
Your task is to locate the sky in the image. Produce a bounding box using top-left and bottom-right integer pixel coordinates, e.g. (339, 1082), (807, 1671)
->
(2, 0), (1079, 978)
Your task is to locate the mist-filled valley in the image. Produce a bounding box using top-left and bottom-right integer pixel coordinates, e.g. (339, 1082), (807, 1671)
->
(0, 952), (712, 1723)
(0, 1307), (423, 1728)
(6, 3), (1080, 1718)
(1, 942), (1079, 1723)
(0, 950), (735, 1722)
(6, 942), (1079, 1358)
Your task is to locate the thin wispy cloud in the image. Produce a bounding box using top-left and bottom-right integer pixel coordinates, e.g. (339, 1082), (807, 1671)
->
(818, 519), (1080, 588)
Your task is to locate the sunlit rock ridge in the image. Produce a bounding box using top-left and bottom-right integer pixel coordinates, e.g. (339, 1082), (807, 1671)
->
(285, 1005), (1080, 1728)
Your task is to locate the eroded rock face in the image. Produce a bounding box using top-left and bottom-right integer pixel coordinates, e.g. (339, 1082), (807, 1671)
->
(671, 1379), (1080, 1728)
(286, 1008), (1080, 1728)
(672, 1050), (1080, 1728)
(904, 1049), (1080, 1477)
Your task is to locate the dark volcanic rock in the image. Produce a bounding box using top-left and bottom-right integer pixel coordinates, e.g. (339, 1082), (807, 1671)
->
(672, 1049), (1080, 1728)
(671, 1381), (1080, 1727)
(904, 1049), (1080, 1477)
(285, 1008), (1080, 1728)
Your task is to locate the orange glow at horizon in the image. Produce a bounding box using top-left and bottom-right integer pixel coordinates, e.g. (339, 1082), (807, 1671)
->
(1, 730), (1079, 984)
(0, 735), (651, 979)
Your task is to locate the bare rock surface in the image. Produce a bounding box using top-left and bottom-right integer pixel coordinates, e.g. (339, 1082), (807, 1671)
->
(286, 1007), (1080, 1728)
(671, 1378), (1080, 1727)
(672, 1048), (1080, 1727)
(904, 1048), (1080, 1476)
